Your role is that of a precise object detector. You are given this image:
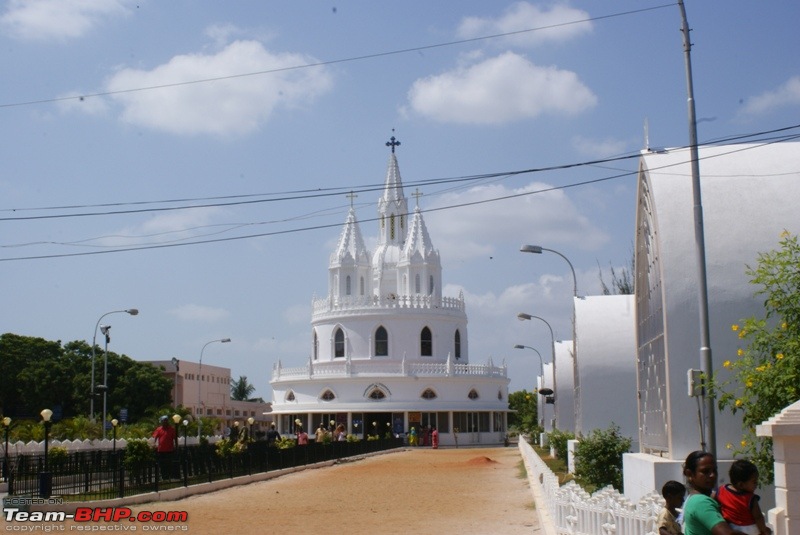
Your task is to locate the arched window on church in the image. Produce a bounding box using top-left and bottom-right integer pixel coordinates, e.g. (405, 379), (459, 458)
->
(415, 274), (420, 294)
(420, 327), (432, 357)
(468, 389), (479, 400)
(345, 275), (351, 296)
(421, 388), (437, 400)
(313, 330), (319, 360)
(375, 326), (388, 356)
(454, 330), (461, 360)
(429, 275), (434, 294)
(390, 214), (395, 240)
(368, 388), (386, 400)
(320, 390), (335, 401)
(360, 276), (365, 296)
(286, 391), (295, 401)
(334, 328), (345, 358)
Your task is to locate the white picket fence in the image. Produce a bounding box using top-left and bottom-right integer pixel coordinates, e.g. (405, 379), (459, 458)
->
(519, 438), (663, 535)
(2, 436), (219, 456)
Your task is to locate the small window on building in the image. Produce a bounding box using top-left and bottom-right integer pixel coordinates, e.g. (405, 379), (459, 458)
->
(415, 274), (420, 294)
(346, 275), (352, 295)
(390, 214), (395, 240)
(468, 389), (479, 400)
(420, 327), (432, 357)
(334, 328), (345, 358)
(368, 389), (386, 400)
(360, 276), (365, 296)
(321, 390), (335, 401)
(313, 330), (319, 361)
(421, 389), (437, 400)
(454, 329), (461, 360)
(429, 275), (434, 294)
(497, 390), (503, 400)
(375, 326), (388, 356)
(286, 391), (295, 401)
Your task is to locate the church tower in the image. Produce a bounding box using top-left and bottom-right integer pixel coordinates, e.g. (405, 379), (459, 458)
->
(397, 194), (442, 301)
(329, 199), (371, 301)
(372, 136), (409, 300)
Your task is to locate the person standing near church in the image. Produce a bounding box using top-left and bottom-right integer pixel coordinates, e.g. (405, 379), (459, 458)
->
(431, 426), (439, 449)
(152, 415), (177, 480)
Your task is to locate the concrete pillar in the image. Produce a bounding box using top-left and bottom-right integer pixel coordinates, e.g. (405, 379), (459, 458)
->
(756, 399), (800, 535)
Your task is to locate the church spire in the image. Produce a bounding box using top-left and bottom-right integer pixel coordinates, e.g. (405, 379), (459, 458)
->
(329, 197), (371, 299)
(377, 134), (408, 248)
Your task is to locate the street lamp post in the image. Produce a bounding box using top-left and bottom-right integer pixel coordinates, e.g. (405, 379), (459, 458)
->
(2, 417), (11, 482)
(517, 313), (556, 430)
(170, 357), (180, 406)
(197, 338), (231, 439)
(520, 244), (580, 432)
(40, 409), (53, 498)
(90, 309), (138, 421)
(100, 325), (111, 439)
(513, 345), (545, 428)
(111, 419), (119, 453)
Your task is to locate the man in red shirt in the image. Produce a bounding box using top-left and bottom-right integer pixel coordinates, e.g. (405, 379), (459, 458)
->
(152, 415), (177, 480)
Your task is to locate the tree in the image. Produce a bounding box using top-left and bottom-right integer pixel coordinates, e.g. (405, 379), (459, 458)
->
(0, 334), (172, 423)
(508, 389), (538, 434)
(714, 230), (800, 484)
(597, 245), (634, 295)
(574, 424), (631, 491)
(230, 376), (256, 401)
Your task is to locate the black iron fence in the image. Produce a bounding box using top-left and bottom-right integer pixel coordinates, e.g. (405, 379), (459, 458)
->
(6, 438), (402, 501)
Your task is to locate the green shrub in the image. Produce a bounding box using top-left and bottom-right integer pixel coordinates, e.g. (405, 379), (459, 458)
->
(547, 428), (575, 462)
(123, 439), (154, 467)
(574, 424), (631, 491)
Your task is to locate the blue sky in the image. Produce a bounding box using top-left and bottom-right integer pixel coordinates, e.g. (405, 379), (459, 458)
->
(1, 1), (799, 399)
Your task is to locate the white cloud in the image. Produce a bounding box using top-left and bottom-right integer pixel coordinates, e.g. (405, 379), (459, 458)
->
(424, 182), (609, 263)
(100, 40), (333, 136)
(407, 52), (596, 124)
(572, 135), (628, 157)
(169, 304), (230, 323)
(457, 2), (592, 48)
(1, 0), (129, 41)
(740, 76), (800, 117)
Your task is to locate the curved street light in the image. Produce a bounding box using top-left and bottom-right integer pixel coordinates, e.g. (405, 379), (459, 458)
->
(198, 338), (231, 438)
(90, 309), (138, 421)
(517, 313), (556, 430)
(513, 344), (546, 428)
(520, 244), (580, 432)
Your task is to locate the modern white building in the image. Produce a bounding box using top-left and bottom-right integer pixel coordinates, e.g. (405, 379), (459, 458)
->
(573, 295), (638, 449)
(269, 139), (511, 445)
(624, 142), (800, 503)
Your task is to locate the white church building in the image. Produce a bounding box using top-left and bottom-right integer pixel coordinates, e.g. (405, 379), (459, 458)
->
(269, 138), (511, 446)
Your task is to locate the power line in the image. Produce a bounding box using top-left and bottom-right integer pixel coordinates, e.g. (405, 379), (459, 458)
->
(2, 133), (798, 262)
(3, 122), (798, 221)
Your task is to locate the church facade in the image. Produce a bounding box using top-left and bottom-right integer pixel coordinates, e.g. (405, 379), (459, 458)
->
(269, 139), (510, 446)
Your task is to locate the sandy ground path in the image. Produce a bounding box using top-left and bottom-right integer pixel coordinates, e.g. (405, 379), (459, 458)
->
(65, 446), (539, 534)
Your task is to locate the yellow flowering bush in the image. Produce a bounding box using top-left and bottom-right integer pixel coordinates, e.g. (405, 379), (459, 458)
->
(712, 231), (800, 485)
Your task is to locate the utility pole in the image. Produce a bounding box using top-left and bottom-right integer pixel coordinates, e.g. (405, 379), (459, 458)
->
(678, 0), (715, 457)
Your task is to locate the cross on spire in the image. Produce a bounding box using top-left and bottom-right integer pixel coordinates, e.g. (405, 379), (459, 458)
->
(346, 191), (358, 208)
(412, 188), (423, 208)
(386, 135), (401, 153)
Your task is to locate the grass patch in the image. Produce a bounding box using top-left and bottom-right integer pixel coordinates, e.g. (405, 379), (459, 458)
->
(517, 460), (528, 479)
(532, 444), (597, 494)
